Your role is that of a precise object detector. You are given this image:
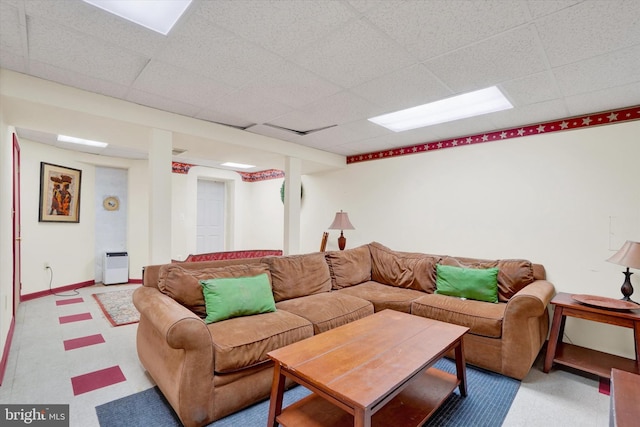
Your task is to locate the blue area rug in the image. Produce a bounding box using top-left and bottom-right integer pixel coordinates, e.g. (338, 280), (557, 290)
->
(96, 359), (520, 426)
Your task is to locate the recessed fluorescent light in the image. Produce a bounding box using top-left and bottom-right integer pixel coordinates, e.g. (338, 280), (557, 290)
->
(57, 135), (108, 148)
(83, 0), (192, 35)
(368, 86), (513, 132)
(221, 162), (256, 169)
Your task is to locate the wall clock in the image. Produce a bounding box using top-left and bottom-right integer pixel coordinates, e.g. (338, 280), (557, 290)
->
(103, 196), (120, 211)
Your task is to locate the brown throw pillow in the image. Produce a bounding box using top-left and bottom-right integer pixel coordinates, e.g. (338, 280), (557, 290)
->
(325, 245), (372, 289)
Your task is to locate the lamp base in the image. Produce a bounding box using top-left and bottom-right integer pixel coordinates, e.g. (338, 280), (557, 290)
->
(338, 231), (346, 251)
(620, 269), (637, 304)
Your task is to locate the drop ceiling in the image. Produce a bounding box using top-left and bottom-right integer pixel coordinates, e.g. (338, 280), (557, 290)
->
(1, 0), (639, 172)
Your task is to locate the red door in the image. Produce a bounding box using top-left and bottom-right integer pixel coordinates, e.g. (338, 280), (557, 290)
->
(13, 133), (21, 312)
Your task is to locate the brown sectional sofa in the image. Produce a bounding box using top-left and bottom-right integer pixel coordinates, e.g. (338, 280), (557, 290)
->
(133, 242), (555, 427)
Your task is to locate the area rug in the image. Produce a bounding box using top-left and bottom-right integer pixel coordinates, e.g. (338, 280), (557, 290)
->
(92, 288), (140, 327)
(96, 358), (520, 426)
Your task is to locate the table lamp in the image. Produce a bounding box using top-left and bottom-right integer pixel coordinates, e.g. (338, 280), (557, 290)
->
(328, 210), (355, 251)
(606, 240), (640, 303)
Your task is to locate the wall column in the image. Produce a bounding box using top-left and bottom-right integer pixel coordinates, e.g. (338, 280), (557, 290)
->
(148, 129), (172, 264)
(283, 157), (301, 255)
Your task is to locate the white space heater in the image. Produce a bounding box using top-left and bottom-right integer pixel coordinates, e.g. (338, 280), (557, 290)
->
(103, 252), (129, 285)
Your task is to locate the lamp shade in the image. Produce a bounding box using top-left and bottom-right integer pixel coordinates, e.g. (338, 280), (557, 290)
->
(607, 241), (640, 269)
(328, 210), (355, 231)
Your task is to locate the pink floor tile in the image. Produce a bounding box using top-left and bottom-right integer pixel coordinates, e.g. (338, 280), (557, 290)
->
(59, 312), (92, 324)
(63, 334), (105, 351)
(71, 366), (126, 395)
(56, 297), (84, 306)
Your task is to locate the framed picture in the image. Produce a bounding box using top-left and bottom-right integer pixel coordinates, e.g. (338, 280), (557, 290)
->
(39, 162), (82, 223)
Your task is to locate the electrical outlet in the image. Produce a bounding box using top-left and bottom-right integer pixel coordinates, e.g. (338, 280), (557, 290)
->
(44, 262), (50, 269)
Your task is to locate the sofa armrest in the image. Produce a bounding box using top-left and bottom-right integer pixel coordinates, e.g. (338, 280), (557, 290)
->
(133, 286), (214, 427)
(500, 280), (556, 378)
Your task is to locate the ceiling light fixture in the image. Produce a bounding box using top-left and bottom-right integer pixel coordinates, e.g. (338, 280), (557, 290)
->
(57, 134), (108, 148)
(221, 162), (256, 169)
(82, 0), (192, 35)
(368, 86), (513, 132)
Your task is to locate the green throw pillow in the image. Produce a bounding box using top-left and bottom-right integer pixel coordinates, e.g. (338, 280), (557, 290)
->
(435, 264), (499, 303)
(200, 273), (276, 323)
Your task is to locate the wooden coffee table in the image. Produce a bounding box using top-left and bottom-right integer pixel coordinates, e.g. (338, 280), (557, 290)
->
(267, 309), (469, 427)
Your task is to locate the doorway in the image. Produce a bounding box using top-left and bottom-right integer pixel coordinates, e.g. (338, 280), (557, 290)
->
(196, 180), (225, 254)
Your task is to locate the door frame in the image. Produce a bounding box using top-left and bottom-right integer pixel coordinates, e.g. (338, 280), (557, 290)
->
(12, 133), (21, 312)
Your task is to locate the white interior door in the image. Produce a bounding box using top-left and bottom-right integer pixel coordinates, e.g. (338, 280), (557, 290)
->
(196, 180), (225, 254)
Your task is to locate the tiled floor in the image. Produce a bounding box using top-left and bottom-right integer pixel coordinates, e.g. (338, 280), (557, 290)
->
(0, 283), (610, 426)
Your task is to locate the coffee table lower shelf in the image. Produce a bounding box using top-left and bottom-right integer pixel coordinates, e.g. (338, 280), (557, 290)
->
(276, 367), (458, 427)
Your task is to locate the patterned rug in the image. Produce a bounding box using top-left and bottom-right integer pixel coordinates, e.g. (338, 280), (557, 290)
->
(92, 288), (140, 327)
(96, 358), (520, 426)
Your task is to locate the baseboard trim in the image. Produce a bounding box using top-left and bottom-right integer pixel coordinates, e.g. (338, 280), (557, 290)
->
(21, 280), (95, 302)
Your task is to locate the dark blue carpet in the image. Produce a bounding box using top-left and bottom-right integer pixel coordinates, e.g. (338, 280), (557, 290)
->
(96, 358), (520, 426)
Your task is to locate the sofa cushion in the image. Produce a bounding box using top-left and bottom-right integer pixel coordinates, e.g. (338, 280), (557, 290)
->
(435, 264), (499, 303)
(441, 256), (534, 302)
(266, 253), (332, 302)
(411, 294), (505, 338)
(325, 245), (372, 289)
(335, 281), (426, 313)
(200, 273), (276, 323)
(208, 310), (313, 374)
(276, 293), (373, 334)
(369, 242), (440, 292)
(157, 263), (270, 318)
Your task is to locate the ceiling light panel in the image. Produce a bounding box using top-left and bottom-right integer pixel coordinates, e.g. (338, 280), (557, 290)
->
(221, 162), (256, 169)
(83, 0), (192, 35)
(368, 86), (513, 132)
(57, 134), (108, 148)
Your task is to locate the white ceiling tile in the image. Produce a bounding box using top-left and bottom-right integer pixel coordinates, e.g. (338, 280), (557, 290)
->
(238, 61), (343, 109)
(194, 110), (254, 129)
(0, 1), (23, 56)
(525, 0), (582, 18)
(500, 71), (561, 106)
(132, 60), (234, 109)
(299, 91), (384, 125)
(553, 45), (640, 97)
(346, 0), (402, 15)
(27, 15), (148, 85)
(126, 89), (202, 118)
(269, 91), (382, 131)
(199, 90), (293, 125)
(291, 18), (415, 88)
(0, 51), (26, 73)
(196, 0), (357, 57)
(535, 0), (640, 67)
(350, 64), (453, 112)
(28, 59), (130, 99)
(488, 99), (569, 129)
(365, 0), (529, 60)
(245, 124), (308, 145)
(157, 14), (285, 89)
(424, 25), (548, 93)
(23, 0), (165, 56)
(564, 82), (640, 116)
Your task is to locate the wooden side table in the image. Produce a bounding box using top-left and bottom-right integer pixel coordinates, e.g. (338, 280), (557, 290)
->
(543, 292), (640, 378)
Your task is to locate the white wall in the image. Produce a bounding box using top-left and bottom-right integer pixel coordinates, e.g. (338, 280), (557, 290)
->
(301, 120), (640, 359)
